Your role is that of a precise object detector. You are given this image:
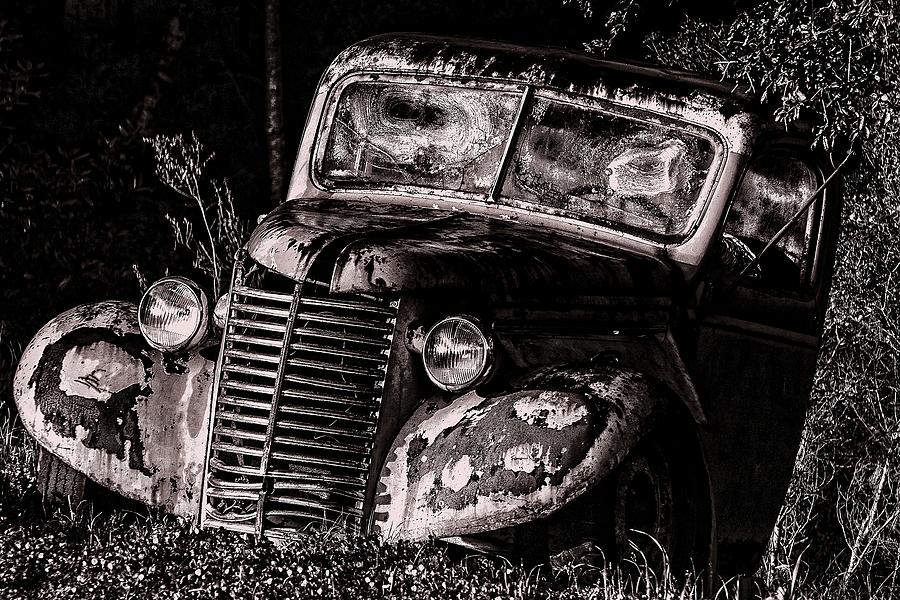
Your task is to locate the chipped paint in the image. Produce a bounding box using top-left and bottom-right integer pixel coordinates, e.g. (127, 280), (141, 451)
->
(13, 301), (215, 518)
(317, 35), (762, 155)
(283, 35), (764, 275)
(513, 391), (589, 429)
(374, 364), (667, 540)
(441, 456), (475, 492)
(31, 327), (154, 475)
(502, 442), (553, 474)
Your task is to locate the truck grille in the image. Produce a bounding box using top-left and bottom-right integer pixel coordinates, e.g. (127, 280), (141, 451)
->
(202, 259), (397, 537)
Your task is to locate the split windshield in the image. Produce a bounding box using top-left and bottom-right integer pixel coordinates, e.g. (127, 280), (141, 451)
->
(319, 80), (719, 241)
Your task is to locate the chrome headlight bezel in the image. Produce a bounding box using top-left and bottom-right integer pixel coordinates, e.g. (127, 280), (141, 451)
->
(422, 315), (494, 392)
(212, 293), (229, 329)
(138, 276), (209, 353)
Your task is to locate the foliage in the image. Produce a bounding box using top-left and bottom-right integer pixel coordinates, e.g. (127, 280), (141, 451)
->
(0, 21), (173, 403)
(599, 1), (900, 597)
(0, 21), (41, 113)
(644, 0), (898, 151)
(563, 0), (643, 55)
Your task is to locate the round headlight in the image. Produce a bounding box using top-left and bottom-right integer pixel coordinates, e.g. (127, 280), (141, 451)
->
(138, 277), (208, 352)
(422, 316), (493, 391)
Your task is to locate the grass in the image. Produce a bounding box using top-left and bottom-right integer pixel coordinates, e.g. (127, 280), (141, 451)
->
(0, 412), (754, 599)
(0, 408), (884, 600)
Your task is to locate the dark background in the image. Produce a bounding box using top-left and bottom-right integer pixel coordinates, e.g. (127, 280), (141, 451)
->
(10, 0), (748, 204)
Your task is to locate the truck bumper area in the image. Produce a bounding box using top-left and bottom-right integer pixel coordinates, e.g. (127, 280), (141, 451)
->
(373, 365), (662, 541)
(13, 301), (214, 518)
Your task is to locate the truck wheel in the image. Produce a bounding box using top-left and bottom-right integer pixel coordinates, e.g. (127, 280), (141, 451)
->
(612, 433), (711, 580)
(36, 447), (87, 506)
(547, 431), (711, 580)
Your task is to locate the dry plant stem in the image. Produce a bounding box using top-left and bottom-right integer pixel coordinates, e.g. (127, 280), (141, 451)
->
(175, 183), (221, 298)
(841, 460), (894, 591)
(168, 173), (221, 298)
(150, 133), (231, 298)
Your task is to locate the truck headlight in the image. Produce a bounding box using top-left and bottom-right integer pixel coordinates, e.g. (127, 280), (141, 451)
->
(138, 277), (208, 352)
(422, 316), (493, 391)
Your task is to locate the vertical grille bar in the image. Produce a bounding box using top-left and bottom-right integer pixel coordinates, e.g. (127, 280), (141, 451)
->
(254, 283), (302, 537)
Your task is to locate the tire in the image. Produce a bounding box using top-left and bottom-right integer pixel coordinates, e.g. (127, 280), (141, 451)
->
(36, 447), (87, 506)
(545, 430), (712, 582)
(612, 433), (711, 580)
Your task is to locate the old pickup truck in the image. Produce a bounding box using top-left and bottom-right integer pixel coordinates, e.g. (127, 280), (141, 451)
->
(13, 34), (841, 577)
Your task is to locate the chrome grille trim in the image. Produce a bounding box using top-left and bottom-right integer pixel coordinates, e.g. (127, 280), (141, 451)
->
(202, 258), (397, 537)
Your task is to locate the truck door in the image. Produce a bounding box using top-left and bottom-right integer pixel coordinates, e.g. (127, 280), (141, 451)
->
(691, 143), (840, 573)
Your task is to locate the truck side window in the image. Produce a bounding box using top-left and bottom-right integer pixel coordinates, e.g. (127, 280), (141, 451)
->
(722, 154), (820, 290)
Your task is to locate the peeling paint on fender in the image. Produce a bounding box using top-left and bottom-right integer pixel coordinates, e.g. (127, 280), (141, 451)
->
(13, 301), (214, 518)
(31, 328), (155, 475)
(374, 364), (667, 541)
(58, 341), (146, 401)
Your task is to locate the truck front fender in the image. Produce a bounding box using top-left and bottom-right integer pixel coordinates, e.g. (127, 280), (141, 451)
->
(373, 364), (667, 541)
(13, 301), (214, 518)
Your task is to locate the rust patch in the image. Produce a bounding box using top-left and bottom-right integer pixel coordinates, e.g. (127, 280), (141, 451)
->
(162, 354), (189, 375)
(30, 327), (155, 475)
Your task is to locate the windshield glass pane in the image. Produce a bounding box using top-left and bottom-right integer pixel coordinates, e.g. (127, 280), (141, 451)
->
(321, 81), (520, 193)
(500, 97), (716, 239)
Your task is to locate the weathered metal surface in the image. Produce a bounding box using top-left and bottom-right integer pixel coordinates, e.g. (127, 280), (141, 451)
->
(494, 325), (705, 426)
(318, 34), (762, 155)
(287, 36), (757, 274)
(13, 301), (214, 517)
(373, 364), (665, 541)
(201, 264), (399, 537)
(244, 199), (449, 283)
(247, 198), (673, 296)
(692, 324), (817, 573)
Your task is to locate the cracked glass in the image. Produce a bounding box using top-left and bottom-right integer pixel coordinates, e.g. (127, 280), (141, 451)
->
(500, 97), (716, 239)
(321, 81), (520, 193)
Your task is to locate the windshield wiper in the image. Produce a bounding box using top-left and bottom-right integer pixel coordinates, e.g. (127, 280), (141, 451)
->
(728, 151), (852, 292)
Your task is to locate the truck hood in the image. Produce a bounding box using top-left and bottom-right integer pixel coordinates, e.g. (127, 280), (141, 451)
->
(245, 198), (674, 296)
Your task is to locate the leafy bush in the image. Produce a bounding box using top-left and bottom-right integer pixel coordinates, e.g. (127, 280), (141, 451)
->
(575, 0), (900, 596)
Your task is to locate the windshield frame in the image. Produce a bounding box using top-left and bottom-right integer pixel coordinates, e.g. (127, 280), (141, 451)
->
(312, 73), (528, 203)
(311, 72), (727, 246)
